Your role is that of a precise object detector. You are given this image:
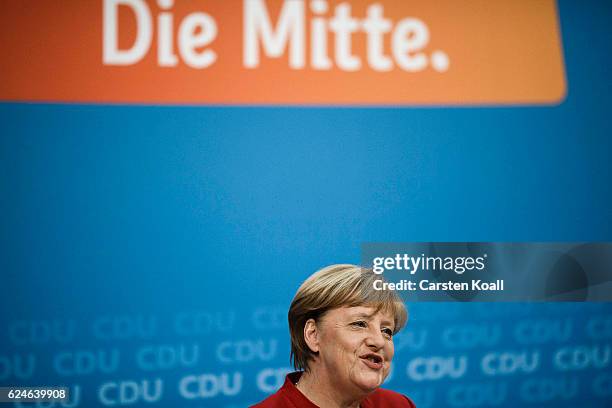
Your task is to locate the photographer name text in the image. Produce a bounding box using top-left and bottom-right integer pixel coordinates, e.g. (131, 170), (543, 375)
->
(374, 279), (504, 292)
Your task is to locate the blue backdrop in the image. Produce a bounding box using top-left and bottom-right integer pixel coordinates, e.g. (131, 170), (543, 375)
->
(1, 0), (611, 406)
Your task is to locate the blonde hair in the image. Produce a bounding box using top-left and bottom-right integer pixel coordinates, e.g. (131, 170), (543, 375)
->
(288, 264), (408, 371)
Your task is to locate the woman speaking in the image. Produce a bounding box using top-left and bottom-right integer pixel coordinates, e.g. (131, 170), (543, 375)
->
(253, 264), (416, 407)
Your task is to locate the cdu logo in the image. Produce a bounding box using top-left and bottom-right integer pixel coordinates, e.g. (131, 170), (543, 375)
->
(442, 324), (501, 349)
(553, 345), (611, 371)
(513, 318), (572, 344)
(587, 316), (612, 340)
(394, 329), (428, 352)
(136, 343), (199, 371)
(592, 372), (612, 397)
(256, 367), (294, 393)
(173, 310), (235, 336)
(9, 319), (76, 346)
(92, 315), (157, 340)
(519, 376), (578, 403)
(179, 372), (243, 399)
(216, 339), (277, 363)
(406, 355), (468, 381)
(447, 382), (507, 407)
(54, 349), (120, 376)
(0, 354), (36, 380)
(251, 306), (286, 331)
(99, 378), (163, 405)
(481, 350), (540, 376)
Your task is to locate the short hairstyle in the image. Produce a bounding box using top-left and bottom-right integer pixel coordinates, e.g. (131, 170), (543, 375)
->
(289, 264), (408, 371)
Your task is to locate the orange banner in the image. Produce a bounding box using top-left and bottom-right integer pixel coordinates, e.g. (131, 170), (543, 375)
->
(0, 0), (566, 105)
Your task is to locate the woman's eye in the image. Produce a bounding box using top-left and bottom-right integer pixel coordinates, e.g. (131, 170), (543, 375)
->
(352, 321), (367, 328)
(382, 328), (393, 338)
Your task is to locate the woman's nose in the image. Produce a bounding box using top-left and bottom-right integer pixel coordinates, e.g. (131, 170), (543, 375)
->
(365, 327), (386, 349)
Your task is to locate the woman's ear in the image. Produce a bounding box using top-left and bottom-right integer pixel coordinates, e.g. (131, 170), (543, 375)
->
(303, 318), (320, 353)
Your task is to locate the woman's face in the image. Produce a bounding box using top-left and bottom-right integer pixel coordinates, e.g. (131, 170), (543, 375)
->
(314, 305), (395, 394)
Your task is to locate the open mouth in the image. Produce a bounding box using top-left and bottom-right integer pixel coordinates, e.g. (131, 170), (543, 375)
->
(360, 353), (383, 370)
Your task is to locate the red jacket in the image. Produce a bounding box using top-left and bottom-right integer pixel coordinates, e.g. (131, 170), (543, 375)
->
(252, 372), (416, 407)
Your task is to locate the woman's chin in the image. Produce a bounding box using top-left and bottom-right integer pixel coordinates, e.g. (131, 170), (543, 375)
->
(353, 372), (384, 392)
